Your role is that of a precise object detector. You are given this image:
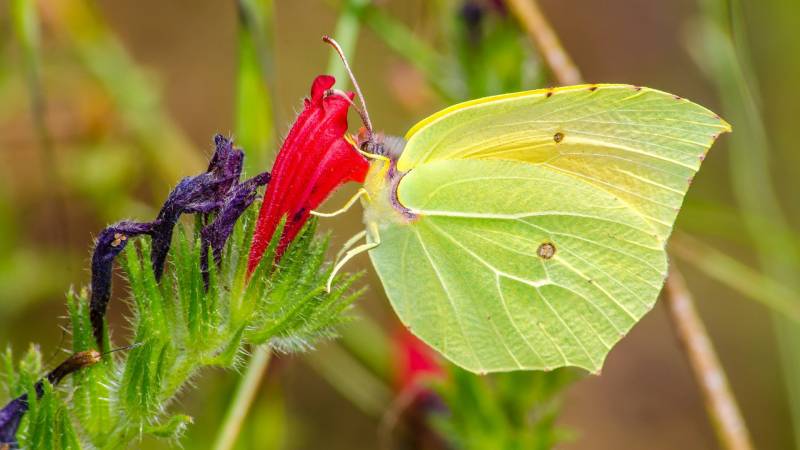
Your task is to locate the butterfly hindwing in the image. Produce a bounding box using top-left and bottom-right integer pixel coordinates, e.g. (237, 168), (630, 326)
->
(371, 159), (665, 372)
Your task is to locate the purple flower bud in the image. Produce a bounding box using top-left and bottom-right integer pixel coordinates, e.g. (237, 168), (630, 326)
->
(201, 171), (270, 284)
(88, 135), (268, 348)
(208, 134), (245, 197)
(90, 222), (154, 348)
(0, 396), (27, 447)
(150, 135), (245, 280)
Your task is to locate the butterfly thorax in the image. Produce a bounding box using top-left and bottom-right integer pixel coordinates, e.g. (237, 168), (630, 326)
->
(361, 134), (417, 227)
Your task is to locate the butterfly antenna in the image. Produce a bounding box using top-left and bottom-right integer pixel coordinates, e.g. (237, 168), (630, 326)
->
(322, 35), (374, 139)
(101, 342), (142, 357)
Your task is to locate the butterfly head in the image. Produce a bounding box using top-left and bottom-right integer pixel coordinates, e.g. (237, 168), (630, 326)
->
(356, 127), (406, 161)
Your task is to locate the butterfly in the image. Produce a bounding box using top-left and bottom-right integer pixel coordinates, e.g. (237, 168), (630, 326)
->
(315, 37), (729, 374)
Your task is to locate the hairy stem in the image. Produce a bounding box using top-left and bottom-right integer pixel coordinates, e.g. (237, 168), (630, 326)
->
(505, 0), (582, 85)
(212, 346), (272, 450)
(663, 267), (754, 450)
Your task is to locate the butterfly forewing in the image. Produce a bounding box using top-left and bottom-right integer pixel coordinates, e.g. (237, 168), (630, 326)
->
(398, 84), (730, 241)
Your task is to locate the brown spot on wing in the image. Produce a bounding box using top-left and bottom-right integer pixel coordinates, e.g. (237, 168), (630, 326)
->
(537, 242), (556, 259)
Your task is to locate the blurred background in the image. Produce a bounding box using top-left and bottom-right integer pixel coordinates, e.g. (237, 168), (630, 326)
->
(0, 0), (798, 448)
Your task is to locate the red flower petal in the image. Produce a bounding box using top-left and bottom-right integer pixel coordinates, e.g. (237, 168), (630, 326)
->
(248, 75), (368, 272)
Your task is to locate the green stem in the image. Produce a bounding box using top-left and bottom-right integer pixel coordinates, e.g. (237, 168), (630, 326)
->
(212, 346), (272, 450)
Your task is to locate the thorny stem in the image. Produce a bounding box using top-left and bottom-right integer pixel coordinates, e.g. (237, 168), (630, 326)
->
(212, 346), (272, 450)
(507, 2), (753, 448)
(505, 0), (583, 85)
(663, 267), (754, 450)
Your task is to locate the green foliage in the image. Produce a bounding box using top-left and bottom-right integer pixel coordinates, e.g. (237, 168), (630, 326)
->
(2, 345), (43, 399)
(451, 4), (541, 98)
(2, 347), (81, 450)
(2, 209), (361, 448)
(58, 0), (205, 183)
(20, 382), (82, 450)
(431, 367), (577, 450)
(235, 0), (276, 174)
(351, 0), (541, 101)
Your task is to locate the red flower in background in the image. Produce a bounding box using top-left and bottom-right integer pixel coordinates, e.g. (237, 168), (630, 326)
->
(391, 328), (446, 450)
(394, 327), (443, 392)
(248, 75), (368, 272)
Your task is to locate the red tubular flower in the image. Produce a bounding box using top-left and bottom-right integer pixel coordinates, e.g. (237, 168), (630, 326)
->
(248, 75), (368, 272)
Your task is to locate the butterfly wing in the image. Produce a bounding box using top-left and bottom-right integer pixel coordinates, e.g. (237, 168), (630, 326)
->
(368, 85), (729, 373)
(398, 84), (730, 240)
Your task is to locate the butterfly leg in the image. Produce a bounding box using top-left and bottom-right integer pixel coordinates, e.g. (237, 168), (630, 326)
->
(336, 229), (367, 261)
(311, 188), (370, 218)
(326, 221), (381, 292)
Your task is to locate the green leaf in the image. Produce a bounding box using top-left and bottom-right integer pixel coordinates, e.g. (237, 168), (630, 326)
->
(145, 414), (194, 439)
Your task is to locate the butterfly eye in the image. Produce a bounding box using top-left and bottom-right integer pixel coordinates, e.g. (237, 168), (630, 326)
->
(537, 242), (556, 259)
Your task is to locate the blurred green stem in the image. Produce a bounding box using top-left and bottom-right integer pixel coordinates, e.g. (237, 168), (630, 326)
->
(212, 346), (272, 450)
(663, 266), (754, 450)
(505, 0), (582, 85)
(326, 0), (371, 87)
(672, 234), (800, 322)
(336, 0), (456, 101)
(214, 4), (278, 448)
(236, 0), (276, 174)
(305, 344), (392, 417)
(10, 0), (69, 239)
(52, 0), (204, 183)
(11, 0), (51, 158)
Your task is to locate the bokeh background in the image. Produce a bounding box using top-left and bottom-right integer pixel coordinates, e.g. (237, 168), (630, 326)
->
(0, 0), (798, 449)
